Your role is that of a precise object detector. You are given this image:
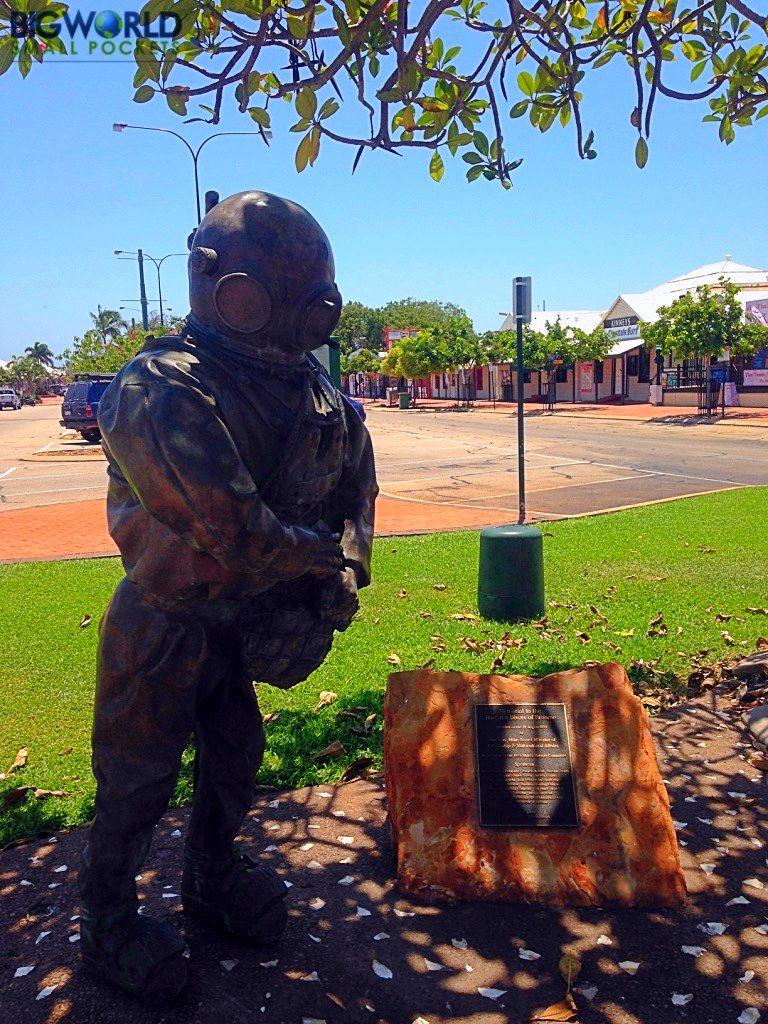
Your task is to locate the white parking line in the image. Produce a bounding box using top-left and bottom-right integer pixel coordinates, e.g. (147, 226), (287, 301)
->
(0, 466), (18, 480)
(34, 440), (57, 453)
(6, 484), (104, 498)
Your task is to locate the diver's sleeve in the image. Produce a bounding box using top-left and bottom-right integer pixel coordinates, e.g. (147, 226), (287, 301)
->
(98, 367), (327, 579)
(328, 398), (378, 588)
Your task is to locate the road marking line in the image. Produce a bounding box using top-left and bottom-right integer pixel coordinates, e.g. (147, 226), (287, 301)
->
(0, 467), (18, 480)
(34, 441), (57, 453)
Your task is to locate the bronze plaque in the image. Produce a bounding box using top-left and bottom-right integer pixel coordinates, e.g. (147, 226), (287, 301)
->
(474, 703), (579, 828)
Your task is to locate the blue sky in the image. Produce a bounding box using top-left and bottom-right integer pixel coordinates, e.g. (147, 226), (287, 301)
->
(0, 15), (766, 363)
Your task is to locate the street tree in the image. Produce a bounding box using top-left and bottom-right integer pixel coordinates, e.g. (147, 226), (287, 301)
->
(381, 326), (449, 378)
(639, 279), (768, 360)
(336, 301), (385, 353)
(340, 346), (382, 374)
(4, 1), (764, 186)
(89, 307), (128, 347)
(24, 342), (56, 367)
(3, 355), (52, 398)
(381, 298), (469, 329)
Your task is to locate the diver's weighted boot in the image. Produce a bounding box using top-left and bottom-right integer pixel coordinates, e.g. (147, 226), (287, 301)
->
(182, 849), (288, 945)
(81, 910), (187, 1005)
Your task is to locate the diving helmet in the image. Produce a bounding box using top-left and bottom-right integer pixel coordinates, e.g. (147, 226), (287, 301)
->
(188, 191), (342, 357)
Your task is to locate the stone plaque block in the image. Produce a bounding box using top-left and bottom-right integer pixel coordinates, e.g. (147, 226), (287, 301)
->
(383, 664), (687, 908)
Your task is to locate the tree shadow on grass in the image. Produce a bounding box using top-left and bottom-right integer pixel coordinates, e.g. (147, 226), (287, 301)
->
(0, 687), (766, 1024)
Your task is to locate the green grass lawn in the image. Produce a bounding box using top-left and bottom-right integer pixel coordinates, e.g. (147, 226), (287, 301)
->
(1, 486), (767, 846)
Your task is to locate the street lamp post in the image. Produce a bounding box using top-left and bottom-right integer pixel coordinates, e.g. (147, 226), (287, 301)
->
(112, 124), (269, 223)
(115, 251), (186, 327)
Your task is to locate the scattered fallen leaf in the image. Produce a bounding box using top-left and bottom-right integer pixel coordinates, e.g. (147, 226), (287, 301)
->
(79, 614), (92, 629)
(14, 966), (35, 978)
(312, 740), (346, 760)
(314, 690), (338, 711)
(220, 959), (239, 971)
(478, 987), (506, 1000)
(8, 746), (28, 774)
(262, 712), (280, 724)
(746, 607), (768, 615)
(450, 612), (479, 622)
(424, 959), (443, 971)
(433, 583), (447, 591)
(698, 922), (726, 936)
(726, 896), (750, 906)
(451, 938), (468, 950)
(308, 897), (325, 910)
(398, 589), (408, 598)
(386, 653), (401, 666)
(737, 1010), (760, 1024)
(519, 948), (541, 960)
(574, 983), (597, 1001)
(739, 970), (755, 983)
(559, 953), (582, 988)
(342, 757), (374, 781)
(681, 946), (706, 957)
(36, 985), (57, 1001)
(671, 993), (693, 1006)
(527, 994), (578, 1021)
(372, 960), (393, 979)
(618, 961), (640, 975)
(1, 785), (34, 811)
(301, 971), (320, 982)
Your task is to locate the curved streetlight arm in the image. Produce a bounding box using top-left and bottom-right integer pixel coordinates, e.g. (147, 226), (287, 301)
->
(114, 123), (201, 221)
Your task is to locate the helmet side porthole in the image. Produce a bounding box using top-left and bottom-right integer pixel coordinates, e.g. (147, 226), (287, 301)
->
(213, 274), (272, 334)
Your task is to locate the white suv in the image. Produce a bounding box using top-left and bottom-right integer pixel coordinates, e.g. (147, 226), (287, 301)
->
(0, 388), (22, 411)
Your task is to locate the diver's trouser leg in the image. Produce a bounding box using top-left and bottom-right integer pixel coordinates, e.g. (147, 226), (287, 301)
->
(182, 648), (287, 945)
(186, 664), (265, 858)
(80, 579), (221, 921)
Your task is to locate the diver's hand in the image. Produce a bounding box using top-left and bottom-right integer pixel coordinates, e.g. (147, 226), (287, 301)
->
(317, 566), (359, 630)
(291, 528), (344, 577)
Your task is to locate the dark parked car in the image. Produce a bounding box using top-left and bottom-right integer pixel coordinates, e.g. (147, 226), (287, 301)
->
(60, 374), (116, 443)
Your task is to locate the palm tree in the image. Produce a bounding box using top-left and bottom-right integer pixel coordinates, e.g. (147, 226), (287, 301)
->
(24, 342), (55, 367)
(90, 306), (128, 346)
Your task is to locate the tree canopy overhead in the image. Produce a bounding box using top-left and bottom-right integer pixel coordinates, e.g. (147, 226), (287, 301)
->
(2, 1), (765, 184)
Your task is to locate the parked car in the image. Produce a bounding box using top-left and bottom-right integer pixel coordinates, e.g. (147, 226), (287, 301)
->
(348, 397), (366, 421)
(0, 388), (22, 411)
(60, 374), (116, 443)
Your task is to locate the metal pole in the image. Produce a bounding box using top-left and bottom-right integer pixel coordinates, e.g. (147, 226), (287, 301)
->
(137, 249), (149, 331)
(515, 309), (526, 525)
(156, 263), (164, 327)
(191, 153), (201, 224)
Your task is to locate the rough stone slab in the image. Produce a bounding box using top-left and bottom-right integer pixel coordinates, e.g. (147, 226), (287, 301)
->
(384, 664), (686, 908)
(732, 651), (768, 679)
(746, 704), (768, 749)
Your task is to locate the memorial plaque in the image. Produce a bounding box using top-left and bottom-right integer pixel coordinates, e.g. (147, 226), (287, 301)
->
(474, 703), (579, 828)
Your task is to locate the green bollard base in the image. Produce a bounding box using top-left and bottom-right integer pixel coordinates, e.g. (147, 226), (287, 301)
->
(477, 524), (545, 622)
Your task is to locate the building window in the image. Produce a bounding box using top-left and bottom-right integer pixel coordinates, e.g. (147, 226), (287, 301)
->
(626, 354), (639, 378)
(637, 347), (650, 383)
(555, 366), (568, 383)
(595, 360), (604, 384)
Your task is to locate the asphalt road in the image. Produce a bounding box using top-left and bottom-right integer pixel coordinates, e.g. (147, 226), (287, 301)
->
(0, 401), (765, 518)
(368, 405), (768, 519)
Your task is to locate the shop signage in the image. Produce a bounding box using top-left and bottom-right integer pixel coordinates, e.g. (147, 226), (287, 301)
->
(743, 369), (768, 387)
(603, 314), (640, 341)
(746, 299), (768, 327)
